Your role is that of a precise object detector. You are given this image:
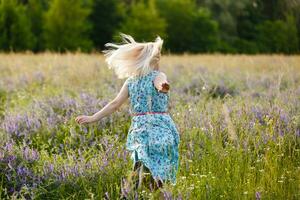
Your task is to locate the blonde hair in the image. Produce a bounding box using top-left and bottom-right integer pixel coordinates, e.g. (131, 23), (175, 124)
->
(102, 33), (163, 79)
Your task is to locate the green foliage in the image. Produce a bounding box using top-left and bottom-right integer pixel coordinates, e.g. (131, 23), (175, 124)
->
(291, 3), (300, 52)
(0, 0), (299, 54)
(44, 0), (93, 52)
(260, 0), (292, 20)
(117, 0), (166, 42)
(1, 54), (300, 198)
(0, 0), (34, 51)
(190, 7), (219, 52)
(27, 0), (46, 52)
(255, 15), (299, 53)
(200, 0), (249, 51)
(157, 0), (220, 53)
(89, 0), (125, 50)
(156, 0), (196, 53)
(234, 1), (264, 53)
(233, 39), (259, 54)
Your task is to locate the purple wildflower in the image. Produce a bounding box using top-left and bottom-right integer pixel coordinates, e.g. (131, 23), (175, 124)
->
(163, 190), (173, 200)
(255, 191), (261, 200)
(296, 129), (300, 137)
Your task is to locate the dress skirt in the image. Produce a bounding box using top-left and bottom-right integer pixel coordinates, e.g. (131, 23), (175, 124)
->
(125, 113), (180, 185)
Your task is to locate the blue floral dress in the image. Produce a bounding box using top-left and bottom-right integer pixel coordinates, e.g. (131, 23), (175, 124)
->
(125, 69), (180, 185)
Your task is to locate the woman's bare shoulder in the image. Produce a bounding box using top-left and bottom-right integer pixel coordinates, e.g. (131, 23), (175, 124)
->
(154, 71), (168, 82)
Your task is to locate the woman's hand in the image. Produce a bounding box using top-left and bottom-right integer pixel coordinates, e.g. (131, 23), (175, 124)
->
(154, 71), (170, 93)
(75, 115), (95, 125)
(158, 82), (170, 93)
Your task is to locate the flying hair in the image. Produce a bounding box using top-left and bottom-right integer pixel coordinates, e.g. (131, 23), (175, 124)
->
(102, 33), (163, 79)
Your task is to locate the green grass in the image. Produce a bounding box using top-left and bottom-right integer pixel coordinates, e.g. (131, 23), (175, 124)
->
(0, 53), (299, 199)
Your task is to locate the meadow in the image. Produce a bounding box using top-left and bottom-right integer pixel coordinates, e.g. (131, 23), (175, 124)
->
(0, 53), (299, 199)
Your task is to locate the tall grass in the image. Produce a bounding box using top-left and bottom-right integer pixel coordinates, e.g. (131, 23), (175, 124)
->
(0, 53), (299, 199)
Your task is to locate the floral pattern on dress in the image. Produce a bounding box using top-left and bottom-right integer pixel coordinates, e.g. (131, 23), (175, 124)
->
(125, 70), (180, 185)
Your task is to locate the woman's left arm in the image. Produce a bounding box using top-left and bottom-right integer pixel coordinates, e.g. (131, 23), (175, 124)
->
(75, 80), (129, 125)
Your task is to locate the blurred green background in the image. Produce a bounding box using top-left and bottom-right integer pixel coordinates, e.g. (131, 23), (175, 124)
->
(0, 0), (299, 54)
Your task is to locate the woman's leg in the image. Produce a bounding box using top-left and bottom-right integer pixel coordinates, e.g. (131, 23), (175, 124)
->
(149, 176), (163, 190)
(133, 161), (144, 190)
(133, 161), (163, 191)
(121, 160), (164, 199)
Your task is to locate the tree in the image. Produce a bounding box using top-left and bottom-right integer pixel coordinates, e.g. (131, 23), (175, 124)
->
(117, 0), (166, 43)
(260, 0), (292, 20)
(190, 7), (219, 52)
(157, 0), (219, 53)
(255, 15), (299, 53)
(0, 0), (34, 51)
(89, 0), (125, 50)
(287, 0), (300, 53)
(44, 0), (92, 52)
(199, 0), (249, 52)
(156, 0), (195, 53)
(233, 0), (264, 53)
(27, 0), (47, 51)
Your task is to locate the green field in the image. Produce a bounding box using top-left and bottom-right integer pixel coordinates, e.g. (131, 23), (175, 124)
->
(0, 53), (299, 199)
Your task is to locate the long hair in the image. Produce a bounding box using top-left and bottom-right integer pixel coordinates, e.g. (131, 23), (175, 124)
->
(102, 33), (163, 79)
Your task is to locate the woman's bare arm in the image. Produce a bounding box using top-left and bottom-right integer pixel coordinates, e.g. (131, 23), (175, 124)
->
(75, 80), (129, 125)
(154, 71), (170, 93)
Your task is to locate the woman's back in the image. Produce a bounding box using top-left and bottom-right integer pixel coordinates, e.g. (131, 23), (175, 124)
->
(127, 70), (169, 114)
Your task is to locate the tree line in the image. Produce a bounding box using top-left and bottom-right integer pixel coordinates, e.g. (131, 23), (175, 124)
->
(0, 0), (299, 54)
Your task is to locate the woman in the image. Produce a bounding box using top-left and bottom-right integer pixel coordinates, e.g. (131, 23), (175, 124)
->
(75, 33), (180, 194)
